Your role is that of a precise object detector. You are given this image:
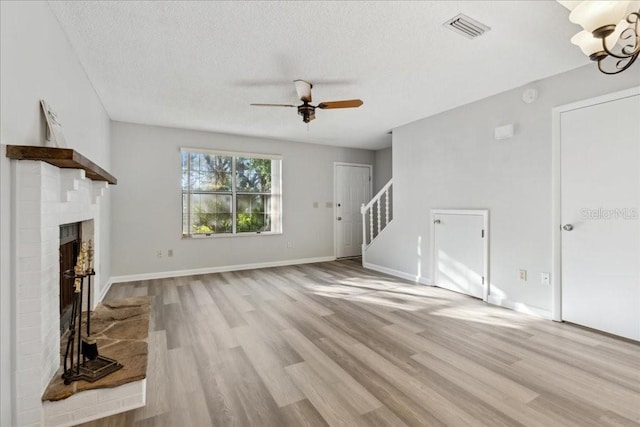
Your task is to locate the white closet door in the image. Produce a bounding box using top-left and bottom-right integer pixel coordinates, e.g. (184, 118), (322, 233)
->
(561, 93), (640, 341)
(433, 212), (486, 299)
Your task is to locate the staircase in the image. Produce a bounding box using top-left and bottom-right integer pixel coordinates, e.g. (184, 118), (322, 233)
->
(361, 179), (393, 249)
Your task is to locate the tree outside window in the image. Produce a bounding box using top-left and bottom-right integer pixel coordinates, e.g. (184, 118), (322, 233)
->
(182, 150), (281, 236)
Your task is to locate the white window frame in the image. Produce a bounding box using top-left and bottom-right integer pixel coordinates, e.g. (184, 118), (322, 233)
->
(181, 147), (282, 238)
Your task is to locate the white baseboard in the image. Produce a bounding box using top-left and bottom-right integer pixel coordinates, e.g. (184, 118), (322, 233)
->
(363, 263), (551, 320)
(104, 256), (336, 296)
(96, 279), (114, 307)
(487, 295), (551, 320)
(362, 262), (432, 285)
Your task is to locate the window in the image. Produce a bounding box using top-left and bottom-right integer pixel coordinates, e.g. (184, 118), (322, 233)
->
(181, 148), (282, 236)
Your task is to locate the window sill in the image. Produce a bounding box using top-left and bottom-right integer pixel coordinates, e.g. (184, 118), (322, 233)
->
(182, 231), (283, 240)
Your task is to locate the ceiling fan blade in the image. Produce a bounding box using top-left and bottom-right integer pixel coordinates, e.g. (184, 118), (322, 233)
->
(250, 103), (297, 107)
(294, 79), (312, 102)
(317, 99), (363, 109)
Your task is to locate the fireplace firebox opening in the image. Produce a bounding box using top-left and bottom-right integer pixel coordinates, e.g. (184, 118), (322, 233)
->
(59, 222), (81, 333)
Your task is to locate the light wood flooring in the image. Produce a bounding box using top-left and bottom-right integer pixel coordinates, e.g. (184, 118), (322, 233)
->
(80, 259), (640, 426)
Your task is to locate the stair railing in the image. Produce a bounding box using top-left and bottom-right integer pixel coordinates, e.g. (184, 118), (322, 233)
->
(361, 179), (393, 248)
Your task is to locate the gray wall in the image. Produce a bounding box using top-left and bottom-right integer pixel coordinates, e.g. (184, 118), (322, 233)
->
(373, 146), (392, 193)
(365, 64), (639, 316)
(110, 121), (375, 277)
(0, 2), (112, 424)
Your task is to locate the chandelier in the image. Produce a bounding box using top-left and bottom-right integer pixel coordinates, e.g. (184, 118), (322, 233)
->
(558, 1), (640, 75)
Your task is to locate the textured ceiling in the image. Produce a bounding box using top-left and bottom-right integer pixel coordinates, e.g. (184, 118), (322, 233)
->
(49, 1), (588, 149)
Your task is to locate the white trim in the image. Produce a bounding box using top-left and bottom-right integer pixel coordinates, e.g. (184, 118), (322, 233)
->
(430, 209), (490, 302)
(363, 261), (432, 285)
(551, 86), (640, 322)
(0, 150), (14, 427)
(106, 256), (336, 287)
(96, 279), (115, 307)
(362, 179), (392, 213)
(333, 162), (372, 259)
(180, 146), (282, 160)
(364, 261), (550, 319)
(487, 295), (551, 320)
(181, 149), (283, 237)
(43, 379), (146, 427)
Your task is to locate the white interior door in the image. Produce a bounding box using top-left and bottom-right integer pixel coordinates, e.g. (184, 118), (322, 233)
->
(335, 164), (371, 258)
(560, 92), (640, 341)
(433, 211), (487, 300)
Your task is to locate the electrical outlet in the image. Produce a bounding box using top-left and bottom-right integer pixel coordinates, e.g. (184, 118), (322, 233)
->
(541, 272), (550, 285)
(168, 249), (173, 257)
(519, 269), (527, 282)
(287, 241), (294, 248)
(157, 250), (162, 258)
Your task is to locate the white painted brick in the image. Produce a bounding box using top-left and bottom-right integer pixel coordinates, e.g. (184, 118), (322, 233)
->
(73, 399), (123, 422)
(19, 200), (42, 214)
(17, 395), (41, 412)
(18, 227), (43, 244)
(45, 392), (98, 418)
(18, 408), (40, 426)
(43, 402), (72, 422)
(15, 362), (38, 381)
(42, 162), (59, 177)
(45, 225), (59, 241)
(43, 186), (60, 202)
(16, 157), (107, 427)
(95, 381), (141, 403)
(18, 160), (43, 174)
(17, 326), (40, 344)
(19, 186), (42, 201)
(42, 381), (146, 426)
(19, 243), (45, 258)
(44, 411), (74, 427)
(17, 297), (41, 315)
(18, 256), (43, 274)
(42, 176), (59, 190)
(19, 270), (42, 284)
(42, 202), (60, 215)
(25, 160), (41, 172)
(17, 212), (44, 230)
(18, 339), (42, 358)
(18, 172), (44, 189)
(16, 378), (40, 398)
(70, 390), (100, 409)
(18, 312), (42, 330)
(18, 354), (41, 374)
(43, 363), (59, 390)
(18, 283), (42, 300)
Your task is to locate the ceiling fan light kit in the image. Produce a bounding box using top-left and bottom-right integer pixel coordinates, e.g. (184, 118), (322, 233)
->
(251, 80), (363, 124)
(558, 0), (640, 75)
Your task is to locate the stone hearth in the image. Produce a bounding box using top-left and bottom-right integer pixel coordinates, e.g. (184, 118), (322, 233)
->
(43, 296), (150, 401)
(41, 297), (150, 426)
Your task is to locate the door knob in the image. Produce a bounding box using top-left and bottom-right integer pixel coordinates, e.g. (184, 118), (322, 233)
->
(434, 219), (441, 224)
(337, 217), (342, 221)
(562, 224), (574, 231)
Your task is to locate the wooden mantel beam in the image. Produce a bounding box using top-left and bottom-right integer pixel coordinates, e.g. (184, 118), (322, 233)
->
(5, 145), (117, 185)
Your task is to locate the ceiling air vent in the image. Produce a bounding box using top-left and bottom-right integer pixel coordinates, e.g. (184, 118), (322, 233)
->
(443, 14), (491, 39)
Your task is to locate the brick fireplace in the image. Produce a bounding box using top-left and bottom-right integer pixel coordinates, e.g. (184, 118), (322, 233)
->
(8, 146), (144, 426)
(13, 159), (108, 424)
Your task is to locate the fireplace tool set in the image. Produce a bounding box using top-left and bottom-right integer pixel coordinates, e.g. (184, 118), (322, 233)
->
(62, 240), (122, 385)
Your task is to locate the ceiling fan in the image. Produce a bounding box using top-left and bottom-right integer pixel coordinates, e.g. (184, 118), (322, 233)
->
(251, 80), (363, 123)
